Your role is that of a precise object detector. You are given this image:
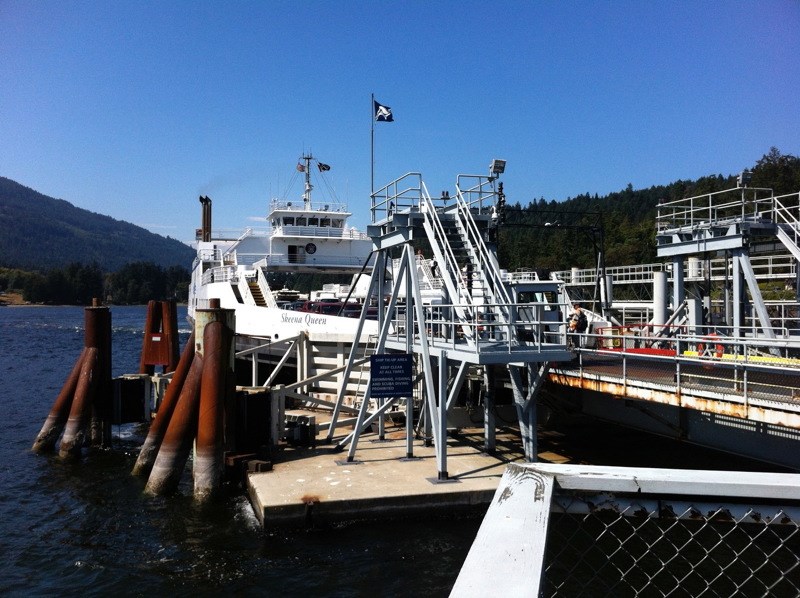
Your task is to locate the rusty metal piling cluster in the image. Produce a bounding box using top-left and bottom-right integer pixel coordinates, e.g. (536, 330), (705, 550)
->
(32, 300), (112, 457)
(35, 298), (237, 501)
(139, 300), (234, 501)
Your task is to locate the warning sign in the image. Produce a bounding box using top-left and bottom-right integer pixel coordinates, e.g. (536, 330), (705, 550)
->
(370, 353), (413, 398)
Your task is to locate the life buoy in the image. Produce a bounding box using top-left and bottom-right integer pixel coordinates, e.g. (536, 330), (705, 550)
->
(305, 243), (317, 254)
(697, 334), (724, 359)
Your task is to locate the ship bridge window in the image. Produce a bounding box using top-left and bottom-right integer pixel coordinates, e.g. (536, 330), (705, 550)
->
(308, 217), (319, 226)
(332, 219), (343, 228)
(284, 217), (294, 226)
(271, 219), (279, 227)
(296, 217), (307, 226)
(321, 218), (331, 227)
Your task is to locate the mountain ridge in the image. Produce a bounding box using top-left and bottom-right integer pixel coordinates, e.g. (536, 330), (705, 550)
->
(0, 176), (195, 271)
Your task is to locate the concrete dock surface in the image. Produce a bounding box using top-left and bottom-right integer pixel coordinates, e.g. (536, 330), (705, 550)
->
(245, 410), (788, 528)
(247, 425), (529, 528)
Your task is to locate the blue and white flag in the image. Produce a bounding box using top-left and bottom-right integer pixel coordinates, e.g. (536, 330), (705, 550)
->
(374, 100), (393, 122)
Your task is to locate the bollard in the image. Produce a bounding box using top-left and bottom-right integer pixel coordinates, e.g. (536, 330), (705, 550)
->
(194, 321), (225, 501)
(132, 331), (195, 476)
(59, 347), (99, 458)
(144, 353), (204, 495)
(32, 347), (88, 453)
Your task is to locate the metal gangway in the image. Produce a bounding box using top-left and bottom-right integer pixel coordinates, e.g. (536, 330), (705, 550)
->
(546, 183), (800, 469)
(326, 162), (572, 479)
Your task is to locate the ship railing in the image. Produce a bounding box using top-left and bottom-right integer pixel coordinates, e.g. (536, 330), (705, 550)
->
(232, 252), (270, 267)
(196, 247), (222, 263)
(454, 463), (800, 597)
(270, 199), (349, 213)
(263, 254), (366, 267)
(201, 265), (237, 285)
(208, 228), (267, 240)
(255, 267), (278, 309)
(656, 185), (775, 233)
(272, 225), (370, 240)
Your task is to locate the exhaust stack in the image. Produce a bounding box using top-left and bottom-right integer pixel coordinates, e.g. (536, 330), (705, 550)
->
(198, 195), (212, 242)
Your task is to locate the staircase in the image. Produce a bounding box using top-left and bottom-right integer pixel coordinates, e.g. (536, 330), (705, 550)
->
(420, 186), (514, 343)
(248, 280), (267, 306)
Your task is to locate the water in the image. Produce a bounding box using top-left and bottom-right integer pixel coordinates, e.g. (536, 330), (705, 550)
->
(0, 306), (478, 596)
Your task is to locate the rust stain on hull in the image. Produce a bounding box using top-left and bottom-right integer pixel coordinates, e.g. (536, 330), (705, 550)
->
(549, 373), (800, 430)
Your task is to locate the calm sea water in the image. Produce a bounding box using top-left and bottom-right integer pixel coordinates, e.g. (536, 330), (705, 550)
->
(0, 306), (478, 597)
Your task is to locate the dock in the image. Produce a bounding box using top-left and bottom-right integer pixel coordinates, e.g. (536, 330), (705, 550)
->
(247, 423), (527, 528)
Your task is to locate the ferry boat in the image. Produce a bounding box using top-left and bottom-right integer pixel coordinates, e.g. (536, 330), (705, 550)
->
(188, 153), (379, 344)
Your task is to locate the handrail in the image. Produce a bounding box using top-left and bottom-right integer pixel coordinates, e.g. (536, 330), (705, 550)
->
(453, 189), (512, 306)
(420, 189), (477, 342)
(656, 185), (774, 232)
(553, 254), (798, 286)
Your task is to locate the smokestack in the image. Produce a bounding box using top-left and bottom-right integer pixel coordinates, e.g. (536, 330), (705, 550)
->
(198, 196), (212, 242)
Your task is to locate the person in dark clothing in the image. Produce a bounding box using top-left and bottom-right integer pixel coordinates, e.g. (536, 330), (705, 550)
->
(569, 303), (588, 333)
(568, 303), (588, 348)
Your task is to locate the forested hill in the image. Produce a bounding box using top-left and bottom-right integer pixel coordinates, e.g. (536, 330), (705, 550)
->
(498, 148), (800, 273)
(0, 177), (195, 271)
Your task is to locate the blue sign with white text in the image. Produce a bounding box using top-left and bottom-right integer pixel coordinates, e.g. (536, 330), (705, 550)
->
(370, 353), (413, 398)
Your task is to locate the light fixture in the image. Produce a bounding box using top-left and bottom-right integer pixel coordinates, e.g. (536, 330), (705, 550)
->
(490, 159), (506, 176)
(737, 170), (752, 187)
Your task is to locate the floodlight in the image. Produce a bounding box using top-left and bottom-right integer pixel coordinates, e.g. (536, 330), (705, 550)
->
(737, 170), (752, 187)
(490, 159), (506, 176)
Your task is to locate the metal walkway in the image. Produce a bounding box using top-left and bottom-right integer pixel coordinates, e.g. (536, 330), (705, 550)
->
(325, 163), (572, 478)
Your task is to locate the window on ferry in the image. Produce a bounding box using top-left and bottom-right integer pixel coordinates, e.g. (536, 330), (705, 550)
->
(271, 219), (278, 227)
(321, 218), (331, 227)
(308, 217), (319, 226)
(284, 217), (294, 226)
(296, 218), (307, 226)
(332, 219), (343, 228)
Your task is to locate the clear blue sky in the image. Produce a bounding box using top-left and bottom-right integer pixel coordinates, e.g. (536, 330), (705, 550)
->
(2, 1), (798, 245)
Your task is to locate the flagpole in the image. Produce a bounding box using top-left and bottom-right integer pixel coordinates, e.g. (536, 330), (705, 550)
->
(370, 93), (374, 195)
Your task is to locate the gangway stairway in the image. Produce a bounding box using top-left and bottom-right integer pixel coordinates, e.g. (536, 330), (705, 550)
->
(326, 165), (572, 479)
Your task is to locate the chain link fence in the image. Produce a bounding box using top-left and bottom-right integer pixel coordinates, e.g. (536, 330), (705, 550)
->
(452, 464), (800, 597)
(544, 493), (800, 596)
